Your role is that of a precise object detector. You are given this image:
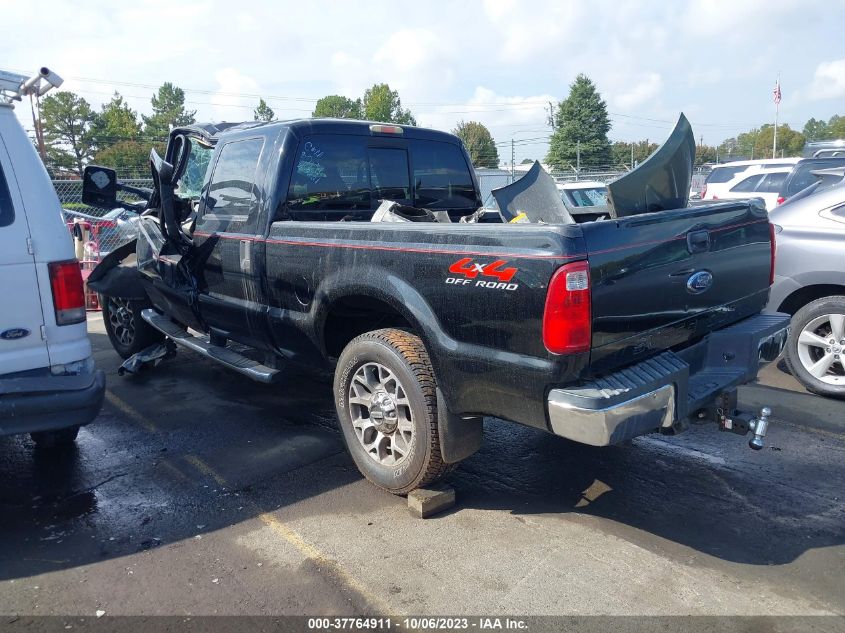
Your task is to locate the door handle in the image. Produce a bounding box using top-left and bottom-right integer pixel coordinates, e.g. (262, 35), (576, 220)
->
(239, 239), (252, 272)
(687, 230), (710, 254)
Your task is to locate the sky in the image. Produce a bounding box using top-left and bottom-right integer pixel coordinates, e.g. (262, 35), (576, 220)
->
(2, 0), (844, 164)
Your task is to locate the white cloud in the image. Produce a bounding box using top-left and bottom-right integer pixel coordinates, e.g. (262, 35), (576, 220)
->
(612, 73), (664, 110)
(210, 68), (260, 122)
(481, 0), (584, 62)
(808, 59), (845, 101)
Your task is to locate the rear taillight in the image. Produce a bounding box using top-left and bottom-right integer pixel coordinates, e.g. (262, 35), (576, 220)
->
(776, 196), (785, 205)
(543, 260), (591, 355)
(768, 223), (776, 286)
(701, 186), (707, 199)
(48, 260), (86, 325)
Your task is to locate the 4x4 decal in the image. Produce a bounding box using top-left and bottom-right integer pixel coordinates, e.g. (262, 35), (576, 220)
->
(446, 257), (519, 290)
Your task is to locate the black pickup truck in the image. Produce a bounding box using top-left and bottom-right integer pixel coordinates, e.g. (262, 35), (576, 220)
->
(83, 117), (789, 494)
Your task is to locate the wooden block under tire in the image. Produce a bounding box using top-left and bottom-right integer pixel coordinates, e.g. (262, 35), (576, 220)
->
(408, 486), (456, 518)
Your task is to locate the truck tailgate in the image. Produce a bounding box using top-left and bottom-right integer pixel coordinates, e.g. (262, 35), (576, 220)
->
(580, 200), (773, 374)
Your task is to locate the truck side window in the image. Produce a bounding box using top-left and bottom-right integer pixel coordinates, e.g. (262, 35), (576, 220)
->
(411, 140), (476, 210)
(287, 136), (371, 212)
(0, 163), (14, 228)
(205, 138), (264, 219)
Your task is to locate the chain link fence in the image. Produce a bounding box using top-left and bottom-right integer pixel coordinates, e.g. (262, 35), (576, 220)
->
(53, 177), (152, 261)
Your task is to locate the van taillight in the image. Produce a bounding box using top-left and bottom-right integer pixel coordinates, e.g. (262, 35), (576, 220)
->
(48, 260), (86, 325)
(776, 196), (785, 205)
(768, 223), (776, 286)
(543, 260), (591, 355)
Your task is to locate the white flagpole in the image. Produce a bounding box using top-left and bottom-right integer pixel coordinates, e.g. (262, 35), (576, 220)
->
(773, 73), (780, 159)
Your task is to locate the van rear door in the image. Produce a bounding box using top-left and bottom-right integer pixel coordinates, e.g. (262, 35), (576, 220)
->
(0, 131), (49, 374)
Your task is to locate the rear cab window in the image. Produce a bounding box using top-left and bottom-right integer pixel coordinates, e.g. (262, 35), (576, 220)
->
(285, 134), (476, 220)
(0, 162), (14, 228)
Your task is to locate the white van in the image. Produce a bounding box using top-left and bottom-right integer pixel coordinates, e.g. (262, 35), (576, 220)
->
(0, 69), (104, 448)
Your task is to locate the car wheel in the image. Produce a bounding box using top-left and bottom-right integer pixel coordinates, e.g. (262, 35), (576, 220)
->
(30, 425), (80, 449)
(102, 296), (165, 359)
(785, 296), (845, 399)
(334, 328), (450, 495)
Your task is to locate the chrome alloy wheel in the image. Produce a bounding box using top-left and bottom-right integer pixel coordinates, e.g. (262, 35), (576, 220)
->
(347, 362), (415, 466)
(108, 297), (135, 346)
(797, 313), (845, 386)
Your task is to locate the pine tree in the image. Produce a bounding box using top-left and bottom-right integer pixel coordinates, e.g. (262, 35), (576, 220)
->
(546, 74), (611, 170)
(142, 82), (196, 138)
(254, 98), (275, 122)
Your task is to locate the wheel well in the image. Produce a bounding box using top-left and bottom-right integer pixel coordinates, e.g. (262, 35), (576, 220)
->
(777, 284), (845, 315)
(323, 295), (413, 358)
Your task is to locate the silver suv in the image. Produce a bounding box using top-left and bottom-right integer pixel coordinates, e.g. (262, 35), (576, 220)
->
(767, 181), (845, 398)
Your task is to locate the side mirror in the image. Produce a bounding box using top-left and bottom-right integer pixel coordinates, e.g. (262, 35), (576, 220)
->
(81, 165), (118, 208)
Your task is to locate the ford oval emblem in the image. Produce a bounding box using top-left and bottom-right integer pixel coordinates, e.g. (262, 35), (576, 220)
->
(686, 271), (713, 294)
(0, 328), (31, 340)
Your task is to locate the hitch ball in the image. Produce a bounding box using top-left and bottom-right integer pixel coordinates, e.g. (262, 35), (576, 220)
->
(748, 407), (771, 450)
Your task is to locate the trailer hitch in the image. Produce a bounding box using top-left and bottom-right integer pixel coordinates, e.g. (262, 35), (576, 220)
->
(712, 391), (772, 450)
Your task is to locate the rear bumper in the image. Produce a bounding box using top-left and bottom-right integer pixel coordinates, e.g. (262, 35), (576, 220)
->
(0, 364), (105, 436)
(547, 313), (790, 446)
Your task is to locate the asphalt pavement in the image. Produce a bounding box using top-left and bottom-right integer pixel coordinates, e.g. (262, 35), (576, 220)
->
(0, 314), (842, 617)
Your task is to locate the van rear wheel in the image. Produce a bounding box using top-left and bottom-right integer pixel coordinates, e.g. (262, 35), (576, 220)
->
(102, 296), (164, 359)
(334, 328), (450, 495)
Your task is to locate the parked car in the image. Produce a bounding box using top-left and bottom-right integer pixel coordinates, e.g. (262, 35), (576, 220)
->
(82, 116), (786, 494)
(803, 139), (845, 158)
(0, 69), (105, 447)
(555, 180), (610, 220)
(767, 182), (845, 398)
(712, 166), (791, 210)
(776, 157), (845, 205)
(701, 158), (799, 200)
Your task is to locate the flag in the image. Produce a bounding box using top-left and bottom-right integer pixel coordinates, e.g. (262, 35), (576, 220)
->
(773, 78), (782, 105)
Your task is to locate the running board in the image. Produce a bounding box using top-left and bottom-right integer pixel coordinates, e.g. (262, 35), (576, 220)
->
(140, 309), (281, 384)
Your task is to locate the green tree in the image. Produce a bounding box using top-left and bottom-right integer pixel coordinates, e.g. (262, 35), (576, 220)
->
(312, 95), (362, 119)
(361, 83), (416, 125)
(92, 140), (150, 173)
(610, 140), (659, 167)
(695, 144), (717, 165)
(828, 115), (845, 139)
(92, 92), (142, 142)
(142, 82), (196, 138)
(730, 124), (805, 159)
(546, 74), (612, 169)
(452, 120), (499, 168)
(39, 91), (97, 176)
(803, 117), (829, 141)
(254, 98), (275, 122)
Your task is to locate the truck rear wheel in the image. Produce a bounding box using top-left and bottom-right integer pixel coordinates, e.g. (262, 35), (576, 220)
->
(102, 296), (165, 359)
(334, 328), (450, 495)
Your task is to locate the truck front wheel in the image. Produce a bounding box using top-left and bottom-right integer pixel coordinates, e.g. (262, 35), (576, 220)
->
(334, 328), (450, 495)
(102, 296), (165, 359)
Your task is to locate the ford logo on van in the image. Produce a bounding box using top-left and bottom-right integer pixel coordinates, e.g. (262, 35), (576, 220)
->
(686, 271), (713, 294)
(1, 327), (31, 340)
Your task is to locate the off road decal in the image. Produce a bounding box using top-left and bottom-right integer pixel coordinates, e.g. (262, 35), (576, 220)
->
(446, 257), (519, 291)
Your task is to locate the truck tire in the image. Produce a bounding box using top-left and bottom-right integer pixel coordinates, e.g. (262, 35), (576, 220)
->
(334, 328), (450, 495)
(784, 296), (845, 399)
(30, 425), (80, 449)
(102, 296), (165, 360)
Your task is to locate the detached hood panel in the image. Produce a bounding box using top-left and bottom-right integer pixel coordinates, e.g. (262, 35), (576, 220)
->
(607, 113), (696, 217)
